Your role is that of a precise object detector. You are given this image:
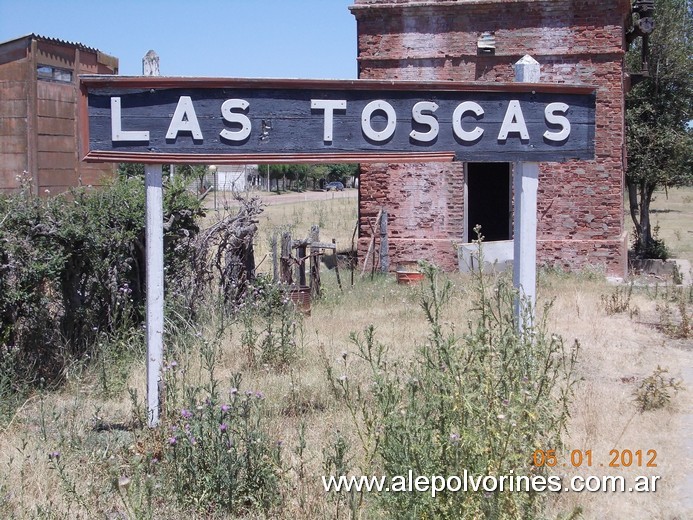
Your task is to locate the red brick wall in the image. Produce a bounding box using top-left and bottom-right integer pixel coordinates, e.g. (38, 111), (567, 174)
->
(351, 0), (631, 276)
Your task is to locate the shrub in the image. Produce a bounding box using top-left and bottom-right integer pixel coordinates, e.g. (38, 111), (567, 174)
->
(0, 176), (202, 394)
(328, 262), (580, 518)
(162, 371), (283, 515)
(634, 366), (683, 411)
(235, 275), (303, 368)
(631, 224), (669, 260)
(601, 282), (639, 318)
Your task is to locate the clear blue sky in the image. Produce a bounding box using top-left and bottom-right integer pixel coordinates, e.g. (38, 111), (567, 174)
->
(0, 0), (357, 78)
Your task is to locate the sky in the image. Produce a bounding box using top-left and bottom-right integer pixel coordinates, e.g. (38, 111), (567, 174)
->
(0, 0), (358, 79)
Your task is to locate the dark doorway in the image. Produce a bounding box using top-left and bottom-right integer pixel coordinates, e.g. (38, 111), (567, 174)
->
(466, 163), (511, 243)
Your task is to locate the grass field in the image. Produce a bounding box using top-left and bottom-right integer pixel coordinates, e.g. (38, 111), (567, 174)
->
(648, 187), (693, 263)
(1, 187), (691, 519)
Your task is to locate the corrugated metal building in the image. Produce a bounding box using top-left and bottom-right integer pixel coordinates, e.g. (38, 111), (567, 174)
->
(0, 34), (118, 195)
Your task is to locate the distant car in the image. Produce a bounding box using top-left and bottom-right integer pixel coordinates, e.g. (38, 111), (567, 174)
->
(325, 181), (344, 191)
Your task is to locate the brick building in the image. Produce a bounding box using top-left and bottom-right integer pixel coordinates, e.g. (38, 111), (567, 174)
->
(0, 34), (118, 195)
(350, 0), (632, 277)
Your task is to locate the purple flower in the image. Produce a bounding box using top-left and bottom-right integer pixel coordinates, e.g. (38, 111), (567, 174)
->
(168, 437), (177, 446)
(449, 433), (460, 445)
(220, 423), (228, 432)
(230, 388), (238, 396)
(181, 409), (192, 419)
(170, 361), (178, 368)
(255, 391), (265, 400)
(48, 450), (61, 460)
(221, 404), (230, 414)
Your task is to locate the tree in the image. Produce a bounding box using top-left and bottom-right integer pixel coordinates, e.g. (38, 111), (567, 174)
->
(626, 0), (693, 258)
(326, 163), (358, 184)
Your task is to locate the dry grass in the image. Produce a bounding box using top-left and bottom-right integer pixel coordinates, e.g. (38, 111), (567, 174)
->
(1, 189), (691, 519)
(640, 186), (693, 263)
(540, 274), (693, 519)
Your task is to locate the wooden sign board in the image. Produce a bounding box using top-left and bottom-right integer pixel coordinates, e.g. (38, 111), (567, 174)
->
(80, 77), (595, 165)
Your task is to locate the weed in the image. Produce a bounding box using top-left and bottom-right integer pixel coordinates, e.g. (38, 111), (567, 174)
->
(601, 283), (639, 318)
(656, 286), (692, 338)
(156, 323), (284, 516)
(235, 275), (303, 368)
(634, 366), (683, 411)
(322, 429), (362, 518)
(163, 373), (283, 515)
(328, 260), (580, 518)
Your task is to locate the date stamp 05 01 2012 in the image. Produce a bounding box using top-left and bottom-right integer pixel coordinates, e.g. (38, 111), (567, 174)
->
(533, 449), (658, 469)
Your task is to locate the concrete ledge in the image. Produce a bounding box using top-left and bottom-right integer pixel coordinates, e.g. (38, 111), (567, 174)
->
(629, 258), (692, 286)
(458, 240), (513, 273)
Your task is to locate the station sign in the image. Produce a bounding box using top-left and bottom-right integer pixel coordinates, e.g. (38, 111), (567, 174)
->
(80, 77), (595, 164)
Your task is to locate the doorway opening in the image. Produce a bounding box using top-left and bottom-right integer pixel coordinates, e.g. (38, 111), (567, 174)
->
(465, 162), (512, 243)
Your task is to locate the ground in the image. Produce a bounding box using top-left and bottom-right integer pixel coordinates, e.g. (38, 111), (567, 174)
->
(0, 186), (691, 519)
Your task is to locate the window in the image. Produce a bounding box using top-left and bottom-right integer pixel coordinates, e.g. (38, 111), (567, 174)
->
(37, 65), (73, 83)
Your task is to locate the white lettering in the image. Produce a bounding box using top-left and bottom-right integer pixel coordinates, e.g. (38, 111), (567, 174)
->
(220, 99), (251, 142)
(410, 101), (439, 142)
(110, 97), (149, 142)
(166, 96), (203, 141)
(452, 101), (485, 142)
(498, 100), (529, 141)
(311, 99), (347, 142)
(361, 100), (397, 142)
(543, 102), (571, 142)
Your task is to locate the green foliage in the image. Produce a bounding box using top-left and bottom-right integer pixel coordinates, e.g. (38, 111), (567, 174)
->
(656, 285), (692, 338)
(634, 366), (684, 411)
(0, 176), (203, 400)
(236, 275), (303, 368)
(322, 429), (362, 518)
(328, 262), (580, 519)
(117, 163), (145, 177)
(626, 0), (693, 256)
(163, 368), (283, 515)
(601, 282), (639, 318)
(259, 163), (358, 191)
(326, 163), (358, 183)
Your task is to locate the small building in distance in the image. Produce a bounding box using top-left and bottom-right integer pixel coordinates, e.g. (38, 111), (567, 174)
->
(0, 34), (118, 195)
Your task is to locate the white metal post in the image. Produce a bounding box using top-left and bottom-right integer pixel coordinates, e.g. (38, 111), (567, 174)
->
(513, 55), (540, 329)
(143, 50), (164, 427)
(145, 164), (164, 427)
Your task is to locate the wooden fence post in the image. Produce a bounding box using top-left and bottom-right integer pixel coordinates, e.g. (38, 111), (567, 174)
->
(280, 231), (293, 285)
(379, 208), (389, 273)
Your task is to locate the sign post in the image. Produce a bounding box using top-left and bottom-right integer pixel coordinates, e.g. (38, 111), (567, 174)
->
(513, 55), (540, 331)
(142, 51), (164, 427)
(145, 163), (164, 427)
